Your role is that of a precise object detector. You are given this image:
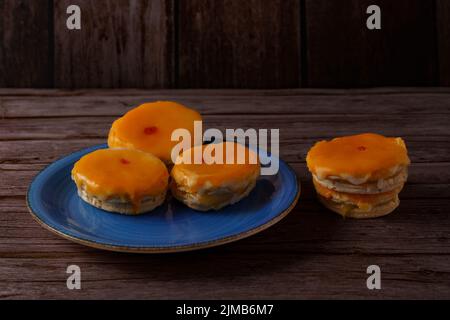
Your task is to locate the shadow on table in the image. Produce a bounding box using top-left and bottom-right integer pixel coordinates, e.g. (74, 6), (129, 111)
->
(91, 181), (343, 281)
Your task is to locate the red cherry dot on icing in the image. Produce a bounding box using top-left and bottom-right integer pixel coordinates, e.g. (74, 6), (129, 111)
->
(120, 158), (130, 165)
(144, 126), (158, 135)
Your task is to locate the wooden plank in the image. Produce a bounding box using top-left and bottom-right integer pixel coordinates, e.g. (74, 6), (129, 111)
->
(178, 0), (300, 88)
(437, 0), (450, 86)
(1, 113), (448, 141)
(3, 91), (450, 118)
(305, 0), (437, 87)
(0, 139), (105, 166)
(2, 88), (450, 97)
(54, 0), (174, 88)
(0, 252), (448, 299)
(0, 0), (50, 87)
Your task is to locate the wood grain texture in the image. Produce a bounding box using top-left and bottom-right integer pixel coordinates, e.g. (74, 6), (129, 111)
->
(0, 0), (50, 87)
(54, 0), (174, 88)
(0, 89), (449, 299)
(0, 250), (448, 299)
(3, 88), (450, 117)
(437, 0), (450, 86)
(305, 0), (437, 87)
(178, 0), (300, 88)
(0, 1), (449, 89)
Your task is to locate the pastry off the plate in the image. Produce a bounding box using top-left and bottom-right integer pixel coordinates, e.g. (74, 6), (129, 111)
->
(306, 133), (410, 218)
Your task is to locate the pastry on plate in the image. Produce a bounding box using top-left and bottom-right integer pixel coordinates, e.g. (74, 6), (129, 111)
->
(72, 148), (169, 215)
(170, 142), (260, 211)
(306, 133), (410, 218)
(108, 101), (202, 164)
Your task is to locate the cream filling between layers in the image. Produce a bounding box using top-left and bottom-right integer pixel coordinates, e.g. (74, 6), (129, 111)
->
(313, 166), (408, 194)
(314, 164), (406, 185)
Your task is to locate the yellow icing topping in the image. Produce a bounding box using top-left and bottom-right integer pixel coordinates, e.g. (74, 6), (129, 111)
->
(72, 149), (168, 208)
(108, 101), (202, 163)
(171, 142), (260, 192)
(306, 133), (410, 179)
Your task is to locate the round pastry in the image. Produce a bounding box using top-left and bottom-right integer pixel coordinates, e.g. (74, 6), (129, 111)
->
(108, 101), (202, 164)
(72, 148), (169, 215)
(170, 142), (261, 211)
(306, 133), (410, 218)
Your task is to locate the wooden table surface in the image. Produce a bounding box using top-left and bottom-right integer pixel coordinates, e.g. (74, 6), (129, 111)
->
(0, 88), (449, 299)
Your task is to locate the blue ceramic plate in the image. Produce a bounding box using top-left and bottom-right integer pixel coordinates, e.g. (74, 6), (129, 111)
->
(27, 145), (300, 253)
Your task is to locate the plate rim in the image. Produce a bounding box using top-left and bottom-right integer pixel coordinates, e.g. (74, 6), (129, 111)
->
(27, 145), (301, 254)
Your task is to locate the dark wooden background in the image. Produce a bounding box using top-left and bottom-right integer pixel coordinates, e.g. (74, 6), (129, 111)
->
(0, 0), (449, 88)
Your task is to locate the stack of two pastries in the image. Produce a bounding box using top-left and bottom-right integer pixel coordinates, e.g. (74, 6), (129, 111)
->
(72, 101), (260, 215)
(306, 133), (410, 218)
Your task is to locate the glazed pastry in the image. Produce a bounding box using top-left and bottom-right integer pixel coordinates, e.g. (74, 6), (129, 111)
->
(108, 101), (202, 164)
(72, 148), (169, 215)
(171, 142), (260, 211)
(306, 133), (410, 218)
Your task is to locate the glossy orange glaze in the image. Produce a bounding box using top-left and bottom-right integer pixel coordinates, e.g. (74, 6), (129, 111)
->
(306, 133), (410, 179)
(72, 149), (169, 209)
(108, 101), (202, 163)
(171, 142), (260, 192)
